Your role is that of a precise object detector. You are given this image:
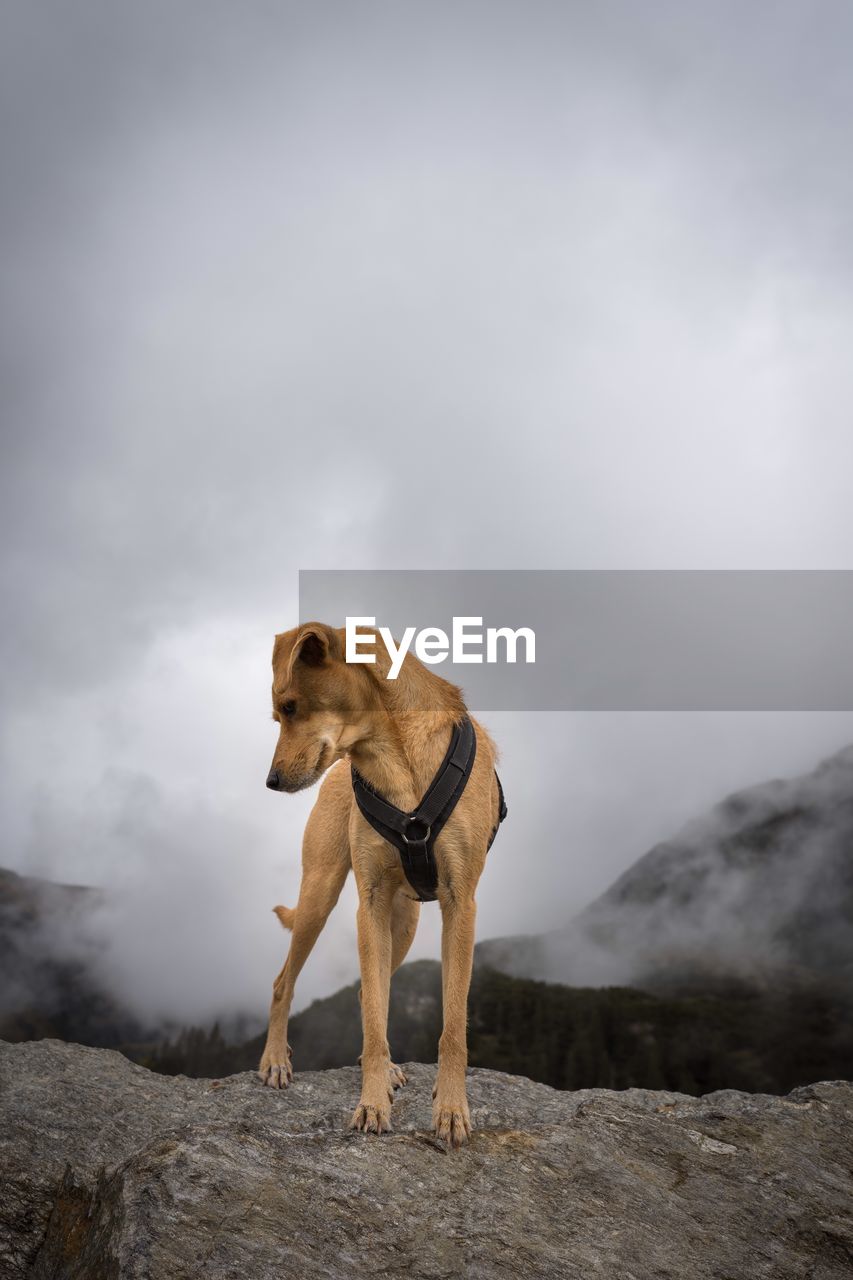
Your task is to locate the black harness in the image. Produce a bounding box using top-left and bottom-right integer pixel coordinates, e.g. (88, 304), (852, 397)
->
(351, 716), (507, 902)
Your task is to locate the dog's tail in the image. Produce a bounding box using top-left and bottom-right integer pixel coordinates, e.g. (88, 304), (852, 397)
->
(273, 905), (295, 931)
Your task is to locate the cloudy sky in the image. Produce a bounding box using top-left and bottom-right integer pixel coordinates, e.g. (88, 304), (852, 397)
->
(3, 1), (853, 1027)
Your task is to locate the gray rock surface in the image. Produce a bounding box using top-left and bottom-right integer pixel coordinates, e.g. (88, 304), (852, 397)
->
(1, 1039), (851, 1280)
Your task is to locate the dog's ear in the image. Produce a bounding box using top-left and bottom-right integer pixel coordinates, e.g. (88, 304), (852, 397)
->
(291, 623), (342, 669)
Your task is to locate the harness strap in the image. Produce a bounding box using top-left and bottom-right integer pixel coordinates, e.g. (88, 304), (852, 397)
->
(493, 770), (508, 838)
(351, 716), (507, 902)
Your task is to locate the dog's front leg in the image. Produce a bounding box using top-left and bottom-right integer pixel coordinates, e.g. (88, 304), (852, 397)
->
(350, 875), (396, 1135)
(433, 891), (477, 1148)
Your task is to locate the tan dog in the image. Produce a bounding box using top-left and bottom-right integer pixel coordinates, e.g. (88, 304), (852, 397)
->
(257, 622), (502, 1147)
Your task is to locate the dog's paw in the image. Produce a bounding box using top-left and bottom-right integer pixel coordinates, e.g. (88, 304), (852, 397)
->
(350, 1093), (393, 1135)
(258, 1042), (293, 1089)
(389, 1062), (408, 1090)
(432, 1095), (472, 1149)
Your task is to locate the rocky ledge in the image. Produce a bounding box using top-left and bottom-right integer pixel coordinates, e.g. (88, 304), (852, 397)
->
(0, 1040), (851, 1280)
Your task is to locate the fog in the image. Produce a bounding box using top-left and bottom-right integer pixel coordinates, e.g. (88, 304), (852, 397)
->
(534, 741), (853, 991)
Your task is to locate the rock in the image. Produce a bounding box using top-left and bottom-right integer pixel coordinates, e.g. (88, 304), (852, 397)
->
(1, 1040), (851, 1279)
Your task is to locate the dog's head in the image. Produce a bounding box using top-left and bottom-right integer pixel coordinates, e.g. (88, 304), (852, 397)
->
(266, 622), (372, 793)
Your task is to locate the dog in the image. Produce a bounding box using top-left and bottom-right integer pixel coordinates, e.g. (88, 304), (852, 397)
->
(257, 621), (503, 1147)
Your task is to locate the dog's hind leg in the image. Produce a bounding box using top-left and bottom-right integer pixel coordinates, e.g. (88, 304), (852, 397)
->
(259, 768), (351, 1089)
(390, 889), (420, 972)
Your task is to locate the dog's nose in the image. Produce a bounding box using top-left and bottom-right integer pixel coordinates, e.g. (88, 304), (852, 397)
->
(266, 770), (281, 791)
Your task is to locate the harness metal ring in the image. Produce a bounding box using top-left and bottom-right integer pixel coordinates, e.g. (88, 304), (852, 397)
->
(400, 817), (432, 845)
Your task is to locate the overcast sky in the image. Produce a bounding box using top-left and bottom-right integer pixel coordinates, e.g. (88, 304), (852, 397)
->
(3, 1), (853, 1027)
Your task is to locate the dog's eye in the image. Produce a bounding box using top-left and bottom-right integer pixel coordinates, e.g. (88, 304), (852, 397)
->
(280, 700), (297, 719)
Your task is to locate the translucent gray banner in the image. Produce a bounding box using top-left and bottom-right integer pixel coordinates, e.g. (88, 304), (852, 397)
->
(299, 571), (853, 710)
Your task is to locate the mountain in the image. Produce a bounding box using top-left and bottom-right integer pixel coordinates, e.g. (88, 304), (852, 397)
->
(476, 744), (853, 995)
(0, 866), (148, 1048)
(147, 956), (853, 1097)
